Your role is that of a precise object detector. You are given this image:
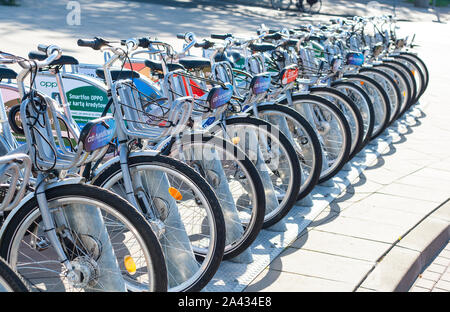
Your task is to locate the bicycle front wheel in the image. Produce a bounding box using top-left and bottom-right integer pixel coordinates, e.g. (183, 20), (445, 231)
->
(331, 80), (375, 149)
(212, 117), (301, 228)
(92, 155), (225, 292)
(166, 134), (265, 260)
(0, 184), (168, 292)
(251, 104), (322, 200)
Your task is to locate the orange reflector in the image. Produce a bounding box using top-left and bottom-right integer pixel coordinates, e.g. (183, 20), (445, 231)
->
(412, 70), (415, 76)
(124, 255), (136, 275)
(232, 137), (240, 145)
(360, 81), (364, 86)
(403, 91), (406, 97)
(168, 187), (182, 200)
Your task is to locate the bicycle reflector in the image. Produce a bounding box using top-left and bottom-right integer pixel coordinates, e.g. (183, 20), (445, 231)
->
(124, 255), (137, 275)
(168, 187), (183, 201)
(232, 137), (240, 145)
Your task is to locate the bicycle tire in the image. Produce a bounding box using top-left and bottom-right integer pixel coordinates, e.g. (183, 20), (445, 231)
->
(7, 104), (24, 135)
(390, 55), (426, 102)
(372, 63), (411, 117)
(359, 67), (402, 124)
(0, 184), (168, 292)
(331, 80), (375, 150)
(382, 59), (417, 108)
(399, 52), (429, 93)
(212, 116), (301, 228)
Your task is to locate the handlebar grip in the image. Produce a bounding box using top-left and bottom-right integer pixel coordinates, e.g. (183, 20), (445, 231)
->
(177, 33), (185, 40)
(264, 33), (282, 40)
(211, 33), (232, 40)
(138, 38), (151, 48)
(77, 39), (97, 48)
(194, 40), (215, 49)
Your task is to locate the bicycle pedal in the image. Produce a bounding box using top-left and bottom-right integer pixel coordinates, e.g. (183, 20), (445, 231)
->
(35, 236), (51, 251)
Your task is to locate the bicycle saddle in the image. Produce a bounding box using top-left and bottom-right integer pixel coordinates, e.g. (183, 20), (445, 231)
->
(178, 57), (211, 71)
(95, 68), (140, 81)
(144, 60), (185, 73)
(28, 51), (79, 66)
(0, 67), (17, 80)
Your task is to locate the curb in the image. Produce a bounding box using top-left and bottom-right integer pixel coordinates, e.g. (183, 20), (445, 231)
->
(357, 199), (450, 292)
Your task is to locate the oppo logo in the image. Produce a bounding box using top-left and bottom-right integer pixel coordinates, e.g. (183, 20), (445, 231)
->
(40, 81), (57, 88)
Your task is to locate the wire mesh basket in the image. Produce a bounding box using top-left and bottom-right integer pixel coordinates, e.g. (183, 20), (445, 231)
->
(113, 79), (193, 142)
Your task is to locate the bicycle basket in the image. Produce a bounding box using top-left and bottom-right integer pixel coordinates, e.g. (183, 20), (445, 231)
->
(113, 80), (191, 141)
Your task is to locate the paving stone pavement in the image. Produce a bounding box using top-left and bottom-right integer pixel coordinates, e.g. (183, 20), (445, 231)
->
(409, 241), (450, 292)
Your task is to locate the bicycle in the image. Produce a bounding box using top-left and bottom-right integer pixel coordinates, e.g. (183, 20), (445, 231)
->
(0, 47), (168, 292)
